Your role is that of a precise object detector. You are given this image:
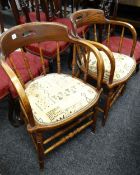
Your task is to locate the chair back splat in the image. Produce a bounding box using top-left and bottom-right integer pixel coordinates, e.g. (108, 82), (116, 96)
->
(0, 22), (104, 170)
(70, 9), (136, 125)
(1, 23), (71, 56)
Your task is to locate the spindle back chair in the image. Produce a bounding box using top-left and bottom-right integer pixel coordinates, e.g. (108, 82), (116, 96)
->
(70, 9), (136, 125)
(0, 22), (104, 169)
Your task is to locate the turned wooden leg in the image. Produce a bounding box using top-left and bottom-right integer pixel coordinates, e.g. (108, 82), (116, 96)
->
(36, 133), (45, 170)
(102, 90), (112, 126)
(8, 95), (24, 127)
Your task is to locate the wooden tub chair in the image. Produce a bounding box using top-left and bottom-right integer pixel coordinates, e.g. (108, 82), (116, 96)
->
(0, 22), (104, 170)
(70, 9), (136, 125)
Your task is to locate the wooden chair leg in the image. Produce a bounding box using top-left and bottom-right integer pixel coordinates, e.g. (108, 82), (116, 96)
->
(8, 95), (24, 127)
(102, 90), (112, 126)
(86, 30), (90, 40)
(48, 59), (54, 73)
(68, 45), (73, 70)
(136, 64), (139, 73)
(36, 133), (45, 170)
(121, 84), (126, 96)
(75, 68), (81, 78)
(92, 106), (98, 133)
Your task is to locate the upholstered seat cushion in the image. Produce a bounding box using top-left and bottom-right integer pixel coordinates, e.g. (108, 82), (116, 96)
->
(102, 36), (140, 63)
(19, 12), (47, 24)
(27, 41), (69, 58)
(83, 51), (136, 83)
(52, 17), (73, 30)
(0, 51), (49, 99)
(25, 73), (99, 125)
(0, 67), (9, 99)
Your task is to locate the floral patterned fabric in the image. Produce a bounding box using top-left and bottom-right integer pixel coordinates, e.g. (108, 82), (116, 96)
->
(25, 73), (98, 125)
(83, 51), (136, 82)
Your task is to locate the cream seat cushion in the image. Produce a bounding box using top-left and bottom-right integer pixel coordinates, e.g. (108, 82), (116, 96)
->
(25, 73), (99, 125)
(85, 51), (136, 82)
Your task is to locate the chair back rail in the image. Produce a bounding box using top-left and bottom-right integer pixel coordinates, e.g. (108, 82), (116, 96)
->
(0, 22), (71, 55)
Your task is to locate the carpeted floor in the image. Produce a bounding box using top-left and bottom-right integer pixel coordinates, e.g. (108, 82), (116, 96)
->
(0, 7), (140, 175)
(0, 69), (140, 175)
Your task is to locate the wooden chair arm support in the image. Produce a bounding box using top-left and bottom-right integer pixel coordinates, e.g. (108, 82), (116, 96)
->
(73, 38), (104, 90)
(70, 32), (114, 85)
(86, 40), (115, 85)
(108, 19), (137, 56)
